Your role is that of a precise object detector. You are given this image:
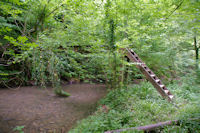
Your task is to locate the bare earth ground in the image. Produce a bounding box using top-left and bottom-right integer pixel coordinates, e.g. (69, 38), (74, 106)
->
(0, 84), (107, 133)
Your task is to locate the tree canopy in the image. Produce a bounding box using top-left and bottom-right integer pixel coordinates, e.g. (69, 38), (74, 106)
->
(0, 0), (199, 87)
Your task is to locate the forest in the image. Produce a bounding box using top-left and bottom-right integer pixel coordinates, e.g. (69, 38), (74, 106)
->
(0, 0), (200, 132)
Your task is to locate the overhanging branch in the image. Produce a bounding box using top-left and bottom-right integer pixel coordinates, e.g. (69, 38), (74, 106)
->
(165, 0), (184, 20)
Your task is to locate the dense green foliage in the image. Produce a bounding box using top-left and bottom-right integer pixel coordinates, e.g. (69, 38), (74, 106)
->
(0, 0), (200, 132)
(1, 0), (200, 87)
(69, 75), (200, 132)
(1, 0), (200, 88)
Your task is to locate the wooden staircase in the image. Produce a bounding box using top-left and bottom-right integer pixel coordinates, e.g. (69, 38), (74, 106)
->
(123, 48), (174, 101)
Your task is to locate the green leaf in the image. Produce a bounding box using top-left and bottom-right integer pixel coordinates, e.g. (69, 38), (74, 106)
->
(54, 89), (71, 97)
(17, 36), (28, 43)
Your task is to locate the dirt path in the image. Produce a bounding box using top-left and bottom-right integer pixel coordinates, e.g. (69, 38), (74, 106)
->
(0, 84), (107, 133)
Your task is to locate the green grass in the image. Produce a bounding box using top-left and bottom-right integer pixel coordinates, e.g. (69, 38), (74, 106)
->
(69, 76), (200, 133)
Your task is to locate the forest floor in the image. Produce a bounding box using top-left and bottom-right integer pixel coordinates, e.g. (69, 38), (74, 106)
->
(0, 84), (107, 133)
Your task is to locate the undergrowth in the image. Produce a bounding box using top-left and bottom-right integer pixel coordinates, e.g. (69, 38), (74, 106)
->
(69, 75), (200, 133)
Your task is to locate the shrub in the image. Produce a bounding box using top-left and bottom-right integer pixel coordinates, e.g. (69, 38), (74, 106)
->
(69, 75), (200, 133)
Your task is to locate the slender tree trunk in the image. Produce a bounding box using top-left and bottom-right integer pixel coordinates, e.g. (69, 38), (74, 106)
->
(121, 0), (129, 87)
(194, 36), (199, 60)
(109, 19), (117, 88)
(194, 36), (200, 83)
(194, 36), (199, 70)
(104, 0), (118, 89)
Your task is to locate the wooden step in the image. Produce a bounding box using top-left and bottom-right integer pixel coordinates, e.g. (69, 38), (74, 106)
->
(169, 95), (174, 99)
(164, 89), (169, 94)
(160, 84), (164, 88)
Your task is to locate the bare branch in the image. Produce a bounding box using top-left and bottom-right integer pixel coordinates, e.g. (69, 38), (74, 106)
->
(105, 118), (200, 133)
(166, 0), (184, 20)
(14, 19), (36, 42)
(46, 3), (64, 18)
(15, 19), (24, 34)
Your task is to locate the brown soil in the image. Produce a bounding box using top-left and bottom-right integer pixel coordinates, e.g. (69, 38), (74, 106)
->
(0, 84), (107, 133)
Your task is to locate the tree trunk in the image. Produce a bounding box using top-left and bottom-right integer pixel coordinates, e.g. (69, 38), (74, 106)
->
(194, 36), (200, 83)
(194, 36), (199, 60)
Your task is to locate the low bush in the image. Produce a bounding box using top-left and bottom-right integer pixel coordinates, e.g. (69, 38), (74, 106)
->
(69, 75), (200, 133)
